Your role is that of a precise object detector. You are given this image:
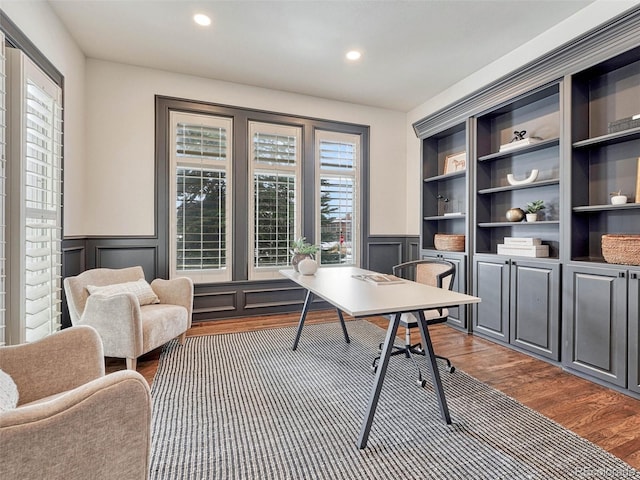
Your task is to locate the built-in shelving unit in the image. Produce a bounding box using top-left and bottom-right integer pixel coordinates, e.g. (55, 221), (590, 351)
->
(421, 121), (468, 252)
(420, 121), (469, 330)
(562, 44), (640, 393)
(475, 83), (562, 259)
(414, 7), (640, 397)
(569, 45), (640, 264)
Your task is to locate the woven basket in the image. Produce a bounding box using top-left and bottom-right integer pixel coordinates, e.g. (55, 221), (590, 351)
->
(434, 234), (465, 252)
(601, 234), (640, 266)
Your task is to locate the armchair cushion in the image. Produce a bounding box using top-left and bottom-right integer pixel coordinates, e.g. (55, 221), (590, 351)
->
(0, 369), (18, 411)
(87, 278), (160, 306)
(141, 304), (189, 353)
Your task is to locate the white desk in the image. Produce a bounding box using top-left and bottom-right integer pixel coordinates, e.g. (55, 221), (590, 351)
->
(280, 266), (481, 449)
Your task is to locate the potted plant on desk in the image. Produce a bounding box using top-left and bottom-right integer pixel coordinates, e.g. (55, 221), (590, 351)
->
(525, 200), (545, 222)
(290, 237), (319, 273)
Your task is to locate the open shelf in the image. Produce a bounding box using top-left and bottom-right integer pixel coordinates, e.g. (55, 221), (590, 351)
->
(573, 203), (640, 213)
(478, 179), (559, 195)
(572, 127), (640, 149)
(423, 170), (466, 183)
(478, 137), (560, 162)
(423, 213), (466, 221)
(478, 221), (560, 228)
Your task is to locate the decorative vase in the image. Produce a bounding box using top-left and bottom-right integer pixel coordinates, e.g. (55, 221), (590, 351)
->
(507, 169), (539, 186)
(291, 253), (314, 272)
(298, 258), (318, 275)
(526, 213), (538, 222)
(506, 208), (525, 222)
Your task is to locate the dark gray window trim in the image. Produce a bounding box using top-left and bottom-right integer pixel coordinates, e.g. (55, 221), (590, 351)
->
(413, 5), (640, 138)
(1, 8), (65, 236)
(155, 95), (370, 282)
(0, 9), (63, 88)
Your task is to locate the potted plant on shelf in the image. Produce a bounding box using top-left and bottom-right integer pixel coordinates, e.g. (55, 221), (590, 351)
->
(524, 200), (545, 222)
(290, 237), (319, 273)
(609, 189), (628, 205)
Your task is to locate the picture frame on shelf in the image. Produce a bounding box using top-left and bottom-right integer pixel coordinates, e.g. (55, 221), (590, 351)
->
(444, 151), (466, 174)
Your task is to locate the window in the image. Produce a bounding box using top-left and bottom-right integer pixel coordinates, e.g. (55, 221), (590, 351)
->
(315, 130), (360, 266)
(157, 97), (369, 290)
(170, 111), (232, 283)
(248, 122), (301, 280)
(7, 48), (63, 343)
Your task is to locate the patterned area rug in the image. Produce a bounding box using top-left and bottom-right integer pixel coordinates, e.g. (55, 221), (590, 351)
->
(150, 320), (639, 479)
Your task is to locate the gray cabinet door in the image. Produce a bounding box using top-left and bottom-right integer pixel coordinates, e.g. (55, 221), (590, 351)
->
(563, 264), (627, 387)
(628, 271), (640, 394)
(443, 254), (467, 330)
(510, 260), (560, 360)
(473, 255), (510, 343)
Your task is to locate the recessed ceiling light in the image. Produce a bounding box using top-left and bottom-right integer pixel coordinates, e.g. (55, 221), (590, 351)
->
(346, 50), (362, 61)
(194, 13), (211, 26)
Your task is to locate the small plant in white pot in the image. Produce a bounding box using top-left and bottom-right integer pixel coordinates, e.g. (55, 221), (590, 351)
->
(290, 237), (319, 273)
(609, 190), (628, 205)
(525, 200), (545, 222)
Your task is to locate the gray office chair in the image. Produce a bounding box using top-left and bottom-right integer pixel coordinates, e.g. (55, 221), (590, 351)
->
(372, 259), (456, 386)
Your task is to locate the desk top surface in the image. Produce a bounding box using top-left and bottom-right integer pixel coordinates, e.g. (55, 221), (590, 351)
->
(280, 266), (480, 317)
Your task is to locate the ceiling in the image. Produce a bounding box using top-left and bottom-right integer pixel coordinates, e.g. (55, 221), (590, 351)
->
(47, 0), (596, 112)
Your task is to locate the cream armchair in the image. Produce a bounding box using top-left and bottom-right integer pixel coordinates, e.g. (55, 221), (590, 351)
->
(64, 266), (193, 370)
(0, 326), (151, 480)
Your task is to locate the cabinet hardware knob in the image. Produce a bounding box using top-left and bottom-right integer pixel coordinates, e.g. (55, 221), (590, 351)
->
(619, 272), (625, 278)
(631, 273), (638, 280)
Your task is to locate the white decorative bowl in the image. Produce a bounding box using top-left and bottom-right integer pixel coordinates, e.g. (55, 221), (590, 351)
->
(611, 195), (627, 205)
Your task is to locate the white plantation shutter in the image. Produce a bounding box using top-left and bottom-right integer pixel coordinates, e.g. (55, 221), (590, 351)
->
(170, 111), (232, 283)
(7, 48), (62, 344)
(0, 33), (6, 346)
(316, 131), (360, 266)
(248, 122), (301, 280)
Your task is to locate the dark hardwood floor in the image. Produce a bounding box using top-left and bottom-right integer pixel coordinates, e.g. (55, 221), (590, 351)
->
(107, 310), (640, 469)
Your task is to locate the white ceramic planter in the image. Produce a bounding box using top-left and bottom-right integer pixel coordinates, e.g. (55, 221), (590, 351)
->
(298, 258), (318, 275)
(611, 195), (627, 205)
(526, 213), (538, 222)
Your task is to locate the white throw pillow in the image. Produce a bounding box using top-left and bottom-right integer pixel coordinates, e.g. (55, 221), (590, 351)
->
(87, 278), (160, 306)
(0, 368), (19, 411)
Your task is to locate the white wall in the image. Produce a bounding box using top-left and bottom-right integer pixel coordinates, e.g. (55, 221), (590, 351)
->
(2, 2), (407, 238)
(84, 59), (407, 236)
(2, 0), (86, 236)
(404, 0), (640, 236)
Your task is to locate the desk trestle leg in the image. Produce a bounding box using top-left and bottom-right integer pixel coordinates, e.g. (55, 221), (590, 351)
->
(416, 310), (452, 424)
(357, 312), (401, 449)
(292, 290), (314, 351)
(336, 309), (350, 344)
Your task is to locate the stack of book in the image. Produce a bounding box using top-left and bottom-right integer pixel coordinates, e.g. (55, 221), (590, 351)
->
(497, 237), (549, 257)
(607, 114), (640, 134)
